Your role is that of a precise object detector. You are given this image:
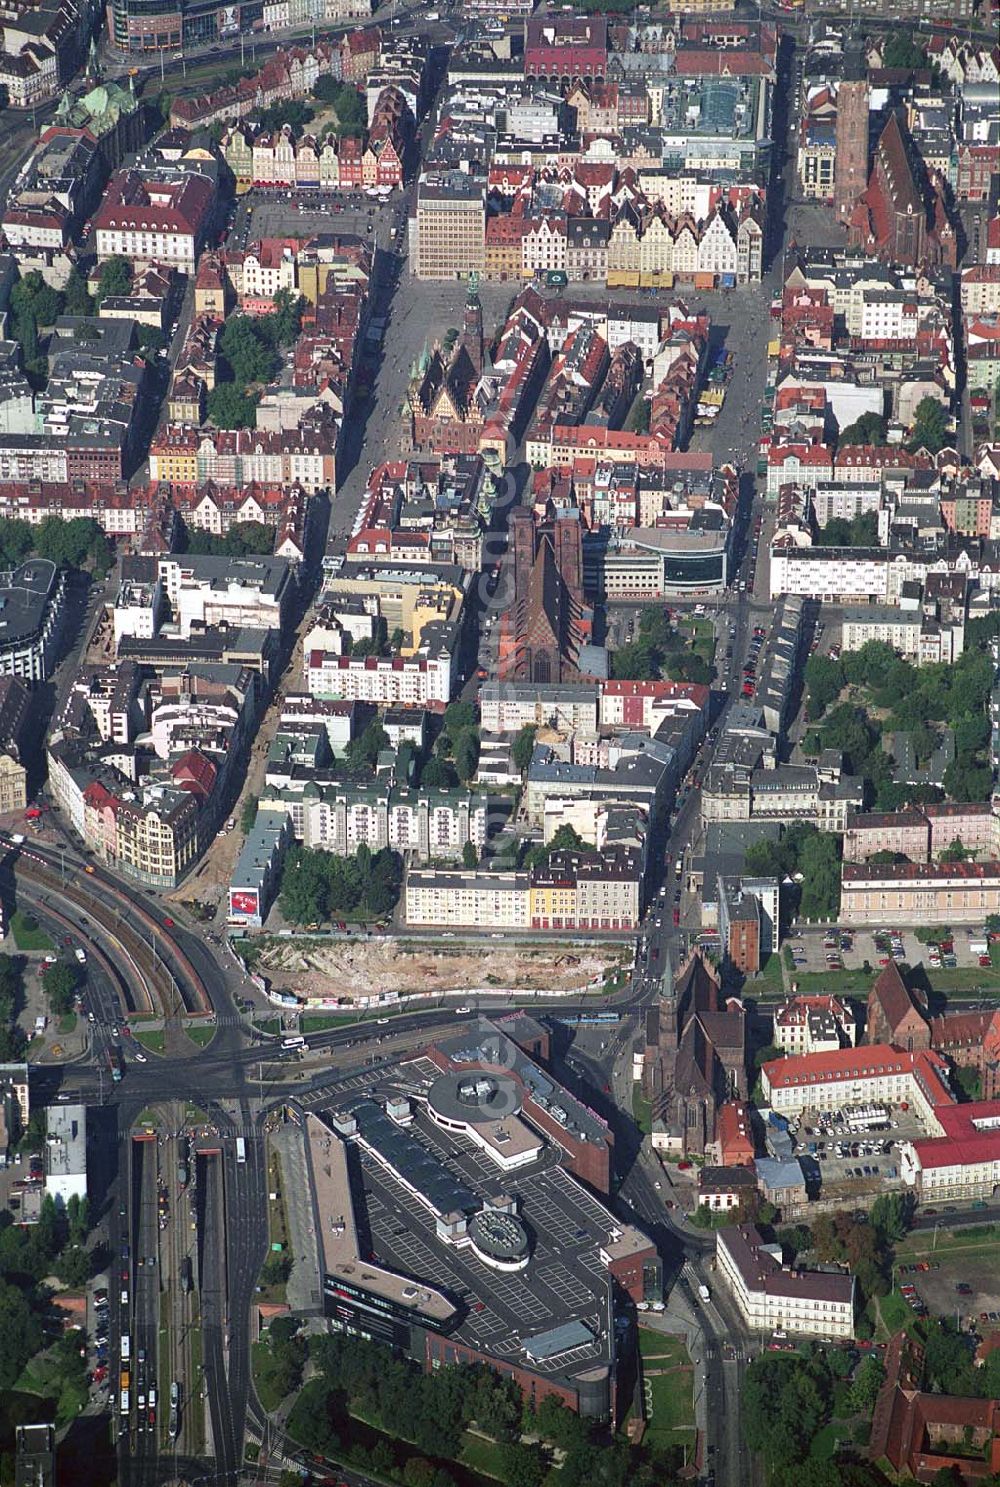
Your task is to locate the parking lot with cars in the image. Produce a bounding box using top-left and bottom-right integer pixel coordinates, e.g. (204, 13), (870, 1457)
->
(784, 925), (996, 975)
(896, 1250), (1000, 1332)
(783, 1101), (930, 1191)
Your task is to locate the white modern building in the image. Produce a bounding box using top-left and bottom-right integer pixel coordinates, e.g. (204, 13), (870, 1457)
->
(45, 1104), (87, 1207)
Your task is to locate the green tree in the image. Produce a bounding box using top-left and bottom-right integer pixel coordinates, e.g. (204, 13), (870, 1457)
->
(66, 1194), (90, 1245)
(454, 729), (480, 783)
(258, 99), (315, 132)
(943, 757), (993, 801)
(259, 287), (304, 348)
(819, 512), (880, 547)
(44, 961), (79, 1017)
(611, 638), (662, 681)
(838, 411), (887, 447)
(207, 382), (259, 429)
(922, 1319), (978, 1396)
(314, 78), (365, 134)
(261, 1253), (292, 1287)
(12, 269), (64, 328)
(512, 724), (538, 774)
(403, 1459), (437, 1487)
(35, 516), (111, 572)
(55, 1242), (92, 1287)
(220, 315), (280, 387)
(797, 830), (842, 921)
(625, 394), (650, 433)
(279, 847), (330, 924)
(0, 1280), (42, 1389)
(94, 256), (132, 307)
(63, 267), (93, 318)
(848, 1355), (886, 1413)
(241, 796), (259, 834)
(805, 654), (844, 720)
(908, 396), (950, 454)
(462, 839), (478, 869)
(345, 719), (390, 775)
(16, 305), (46, 387)
(498, 1443), (546, 1487)
(938, 837), (968, 863)
(882, 34), (926, 67)
(421, 757), (457, 789)
(0, 517), (35, 567)
(665, 650), (712, 685)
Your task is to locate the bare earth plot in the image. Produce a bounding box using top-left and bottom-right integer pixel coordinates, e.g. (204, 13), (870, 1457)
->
(254, 936), (626, 1003)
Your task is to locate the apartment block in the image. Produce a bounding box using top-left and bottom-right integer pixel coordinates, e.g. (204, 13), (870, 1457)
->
(772, 995), (857, 1057)
(716, 1225), (854, 1339)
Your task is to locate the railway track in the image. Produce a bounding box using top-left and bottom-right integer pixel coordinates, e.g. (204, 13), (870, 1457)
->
(1, 844), (209, 1017)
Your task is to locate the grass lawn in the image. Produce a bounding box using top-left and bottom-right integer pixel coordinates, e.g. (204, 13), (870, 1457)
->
(253, 1017), (281, 1036)
(57, 1013), (77, 1035)
(136, 1028), (165, 1054)
(922, 966), (1000, 996)
(303, 1012), (358, 1033)
(185, 1102), (210, 1125)
(744, 951), (785, 998)
(778, 967), (875, 999)
(186, 1025), (215, 1048)
(632, 1086), (653, 1137)
(643, 1358), (695, 1451)
(893, 1224), (1000, 1265)
(810, 1422), (851, 1460)
(638, 1330), (689, 1366)
(877, 1289), (922, 1339)
(136, 1106), (160, 1128)
(459, 1432), (509, 1478)
(251, 1340), (286, 1413)
(257, 1142), (291, 1303)
(10, 910), (54, 953)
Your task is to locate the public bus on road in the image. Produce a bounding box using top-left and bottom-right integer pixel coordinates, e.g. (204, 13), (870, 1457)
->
(235, 1137), (246, 1164)
(280, 1036), (306, 1051)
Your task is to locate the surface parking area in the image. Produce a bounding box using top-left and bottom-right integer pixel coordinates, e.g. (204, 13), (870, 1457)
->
(894, 1243), (1000, 1333)
(784, 1102), (930, 1194)
(785, 926), (995, 975)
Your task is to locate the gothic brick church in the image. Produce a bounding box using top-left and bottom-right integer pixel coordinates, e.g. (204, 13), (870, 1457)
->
(643, 951), (748, 1157)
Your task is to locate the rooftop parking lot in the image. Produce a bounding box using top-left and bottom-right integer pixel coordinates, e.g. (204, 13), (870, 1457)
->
(316, 1051), (626, 1367)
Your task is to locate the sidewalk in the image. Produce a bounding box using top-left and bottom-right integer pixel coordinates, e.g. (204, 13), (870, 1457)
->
(640, 1296), (709, 1460)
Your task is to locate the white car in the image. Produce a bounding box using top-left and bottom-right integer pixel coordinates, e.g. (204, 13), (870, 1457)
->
(134, 1051), (147, 1063)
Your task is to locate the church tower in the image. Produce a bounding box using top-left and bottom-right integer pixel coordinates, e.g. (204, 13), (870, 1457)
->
(460, 271), (483, 376)
(834, 49), (870, 221)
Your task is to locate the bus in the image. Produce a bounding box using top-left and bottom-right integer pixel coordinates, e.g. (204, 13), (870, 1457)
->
(281, 1036), (306, 1051)
(120, 1388), (130, 1417)
(235, 1137), (246, 1164)
(121, 1335), (131, 1363)
(106, 1046), (123, 1083)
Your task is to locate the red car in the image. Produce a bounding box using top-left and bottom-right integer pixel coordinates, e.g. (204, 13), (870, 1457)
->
(163, 917), (174, 928)
(677, 1161), (692, 1171)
